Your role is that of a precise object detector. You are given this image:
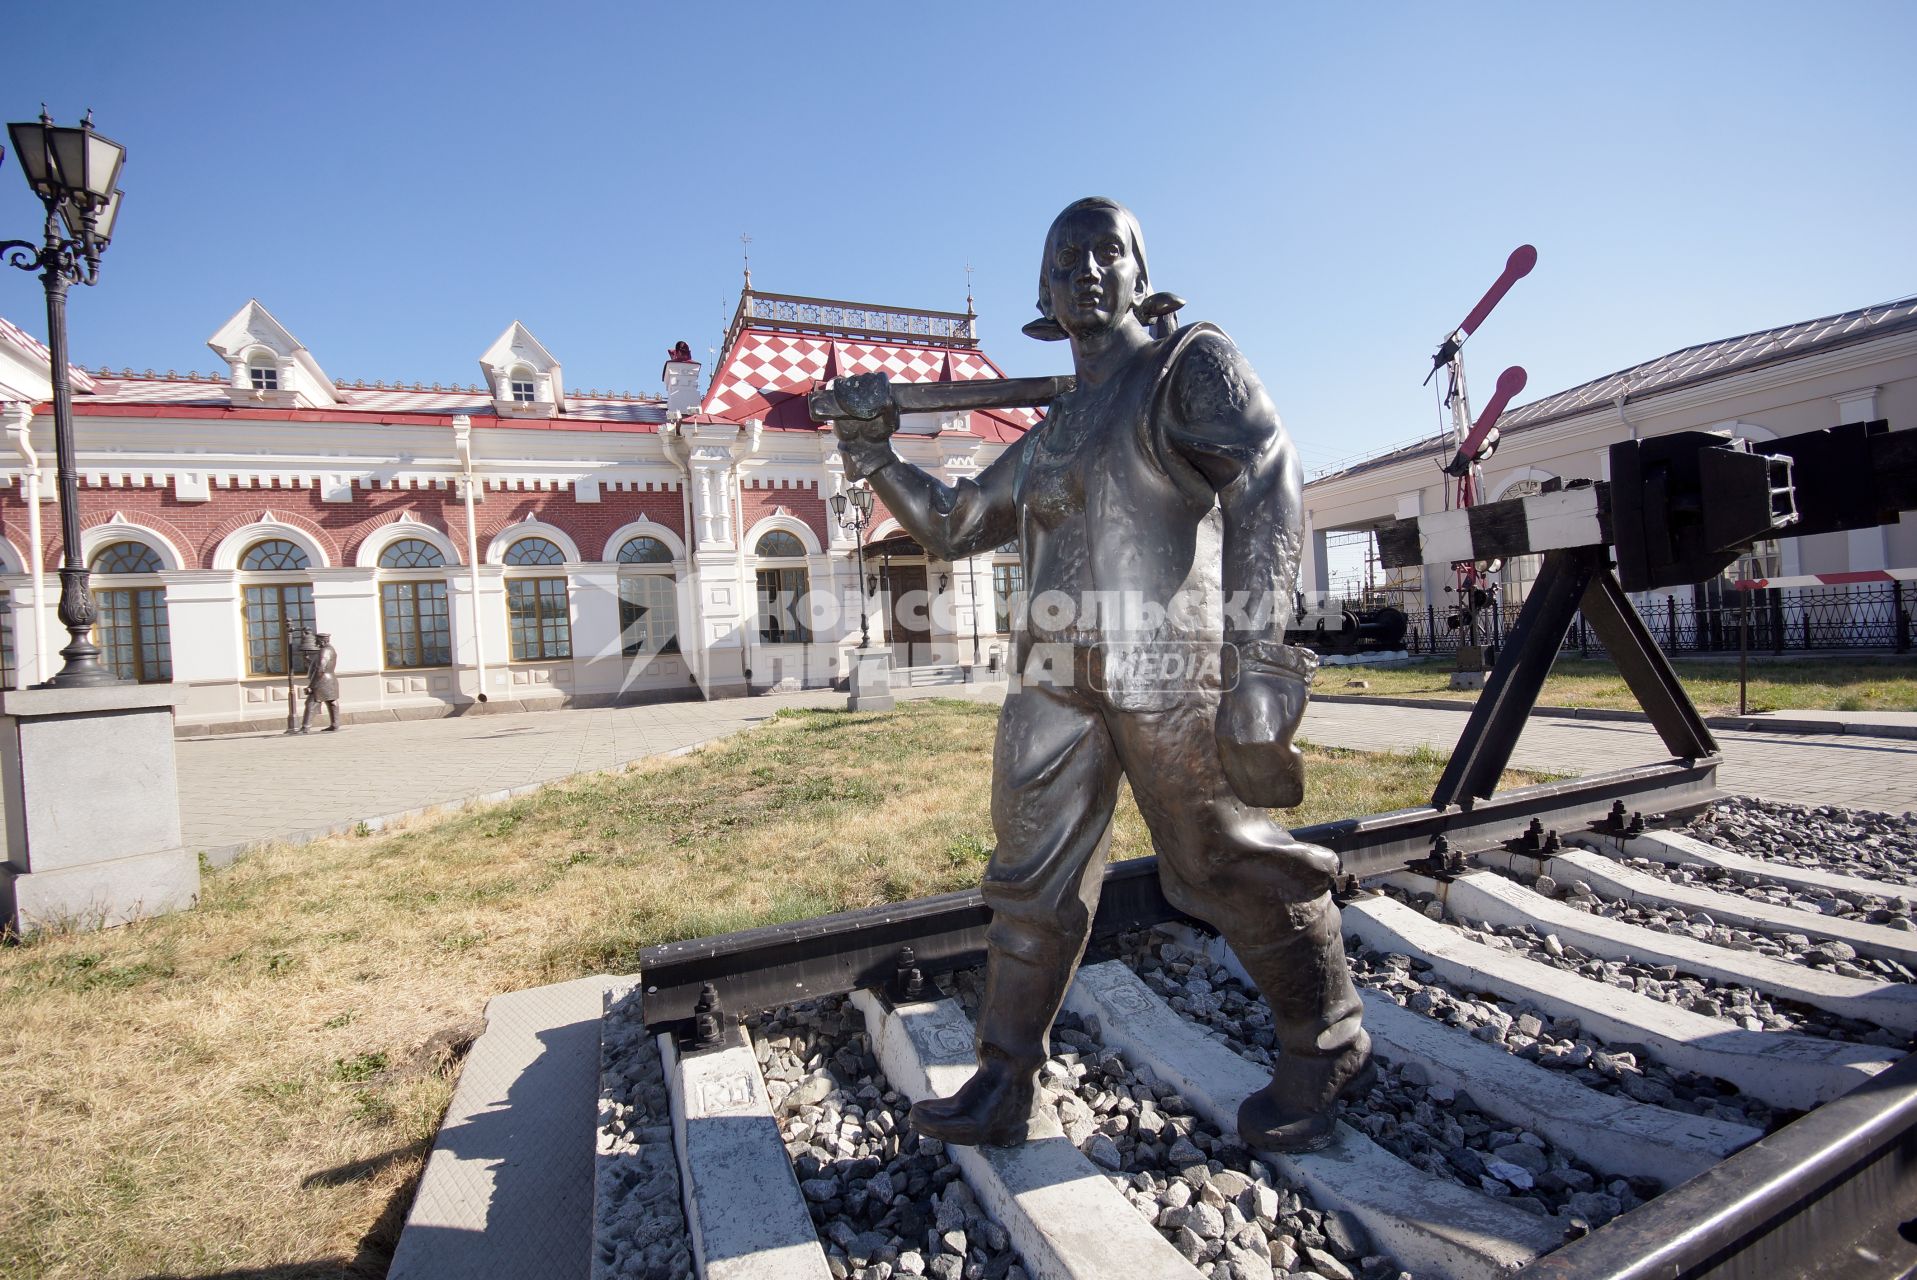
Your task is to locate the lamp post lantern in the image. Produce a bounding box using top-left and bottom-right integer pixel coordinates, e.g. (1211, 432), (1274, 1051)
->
(3, 109), (127, 687)
(829, 482), (876, 649)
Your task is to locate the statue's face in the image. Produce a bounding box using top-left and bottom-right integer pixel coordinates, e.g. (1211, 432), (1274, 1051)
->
(1044, 206), (1142, 338)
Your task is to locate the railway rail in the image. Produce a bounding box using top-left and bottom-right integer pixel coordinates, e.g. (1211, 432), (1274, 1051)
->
(615, 751), (1917, 1280)
(609, 417), (1917, 1279)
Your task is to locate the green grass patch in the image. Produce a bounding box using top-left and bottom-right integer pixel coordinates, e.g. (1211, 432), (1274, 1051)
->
(0, 696), (1545, 1279)
(1330, 655), (1917, 717)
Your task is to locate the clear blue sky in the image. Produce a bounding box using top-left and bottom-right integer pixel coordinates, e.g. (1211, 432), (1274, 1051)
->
(2, 2), (1912, 479)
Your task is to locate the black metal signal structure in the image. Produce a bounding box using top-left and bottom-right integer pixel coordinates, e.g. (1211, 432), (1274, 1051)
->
(1425, 246), (1536, 682)
(1374, 417), (1914, 808)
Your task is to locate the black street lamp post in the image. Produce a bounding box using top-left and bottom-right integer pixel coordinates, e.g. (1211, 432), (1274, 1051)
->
(3, 110), (126, 688)
(829, 483), (876, 649)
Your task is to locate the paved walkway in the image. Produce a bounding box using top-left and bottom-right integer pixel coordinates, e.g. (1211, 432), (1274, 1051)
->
(175, 685), (1000, 862)
(169, 687), (1917, 861)
(1299, 702), (1917, 813)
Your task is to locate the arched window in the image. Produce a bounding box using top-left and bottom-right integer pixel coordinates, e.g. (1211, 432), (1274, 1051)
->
(509, 365), (537, 404)
(94, 541), (165, 574)
(1498, 480), (1545, 608)
(616, 536), (673, 564)
(241, 539), (309, 571)
(754, 529), (810, 643)
(90, 540), (173, 683)
(755, 530), (805, 559)
(243, 348), (280, 392)
(377, 538), (451, 670)
(617, 536), (679, 658)
(379, 538), (445, 569)
(239, 538), (315, 677)
(503, 536), (570, 660)
(503, 537), (565, 566)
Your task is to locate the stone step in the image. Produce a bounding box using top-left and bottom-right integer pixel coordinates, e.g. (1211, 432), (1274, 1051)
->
(1162, 924), (1762, 1189)
(663, 1024), (833, 1280)
(1534, 849), (1917, 969)
(1343, 896), (1892, 1112)
(850, 988), (1201, 1280)
(1442, 861), (1917, 1035)
(897, 663), (969, 687)
(1574, 828), (1917, 911)
(1064, 960), (1564, 1279)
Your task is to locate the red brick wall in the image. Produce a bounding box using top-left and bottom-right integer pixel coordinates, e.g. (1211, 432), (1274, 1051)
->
(739, 481), (827, 548)
(0, 478), (684, 570)
(473, 485), (684, 562)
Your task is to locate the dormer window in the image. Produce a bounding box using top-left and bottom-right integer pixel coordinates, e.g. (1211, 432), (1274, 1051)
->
(208, 301), (341, 409)
(479, 322), (565, 418)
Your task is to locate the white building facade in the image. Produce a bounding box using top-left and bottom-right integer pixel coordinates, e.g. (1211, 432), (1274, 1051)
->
(0, 290), (1032, 734)
(1301, 297), (1917, 649)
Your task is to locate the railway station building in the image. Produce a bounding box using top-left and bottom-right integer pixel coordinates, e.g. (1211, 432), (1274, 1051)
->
(1300, 296), (1917, 651)
(0, 290), (1033, 733)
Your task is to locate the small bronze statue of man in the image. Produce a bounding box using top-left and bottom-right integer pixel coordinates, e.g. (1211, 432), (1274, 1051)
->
(831, 197), (1370, 1153)
(299, 632), (341, 733)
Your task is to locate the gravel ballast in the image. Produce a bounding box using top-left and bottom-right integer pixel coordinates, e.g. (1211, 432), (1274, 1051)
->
(595, 988), (695, 1280)
(755, 994), (1027, 1280)
(938, 965), (1408, 1279)
(1686, 798), (1917, 891)
(1393, 882), (1911, 1048)
(1120, 930), (1655, 1231)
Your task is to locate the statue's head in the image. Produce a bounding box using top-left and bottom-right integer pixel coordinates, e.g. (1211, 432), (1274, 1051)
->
(315, 633), (331, 644)
(1027, 198), (1181, 342)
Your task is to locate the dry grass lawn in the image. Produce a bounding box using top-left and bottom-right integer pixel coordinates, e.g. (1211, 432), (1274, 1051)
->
(0, 698), (1544, 1280)
(1334, 655), (1917, 716)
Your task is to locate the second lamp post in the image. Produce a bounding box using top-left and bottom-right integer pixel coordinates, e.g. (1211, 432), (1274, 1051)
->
(828, 482), (876, 649)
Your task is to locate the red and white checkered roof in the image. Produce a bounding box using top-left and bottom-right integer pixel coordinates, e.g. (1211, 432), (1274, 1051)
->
(703, 333), (831, 421)
(703, 328), (1039, 437)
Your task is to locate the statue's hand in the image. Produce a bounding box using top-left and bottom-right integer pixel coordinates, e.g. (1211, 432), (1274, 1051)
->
(1215, 644), (1318, 809)
(833, 374), (902, 479)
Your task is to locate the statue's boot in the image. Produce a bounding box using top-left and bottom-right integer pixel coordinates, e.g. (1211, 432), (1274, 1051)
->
(1232, 893), (1373, 1154)
(909, 947), (1067, 1147)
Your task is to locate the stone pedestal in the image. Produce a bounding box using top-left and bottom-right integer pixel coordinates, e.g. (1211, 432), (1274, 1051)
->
(0, 683), (199, 933)
(847, 647), (895, 712)
(1449, 644), (1490, 691)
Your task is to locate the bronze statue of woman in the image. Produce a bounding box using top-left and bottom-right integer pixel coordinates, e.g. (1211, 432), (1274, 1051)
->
(833, 197), (1370, 1154)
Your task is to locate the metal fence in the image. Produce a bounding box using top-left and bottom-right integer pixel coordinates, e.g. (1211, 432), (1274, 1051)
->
(1398, 583), (1913, 659)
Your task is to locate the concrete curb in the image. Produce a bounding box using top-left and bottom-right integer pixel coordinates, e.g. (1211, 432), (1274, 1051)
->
(663, 1024), (833, 1280)
(1064, 961), (1562, 1278)
(1310, 692), (1917, 741)
(1163, 924), (1762, 1188)
(850, 988), (1201, 1280)
(173, 688), (706, 739)
(194, 735), (729, 868)
(1539, 849), (1917, 969)
(1344, 896), (1892, 1112)
(390, 974), (620, 1280)
(1447, 862), (1917, 1036)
